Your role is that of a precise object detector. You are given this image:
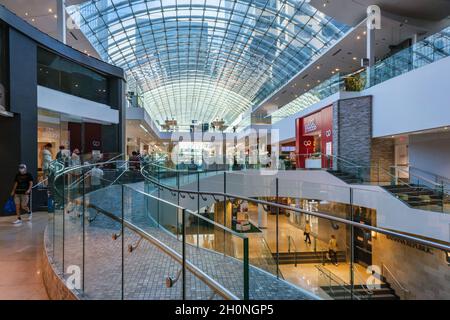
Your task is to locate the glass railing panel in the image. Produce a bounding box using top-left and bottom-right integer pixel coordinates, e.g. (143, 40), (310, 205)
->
(362, 26), (450, 89)
(122, 188), (182, 300)
(61, 167), (86, 291)
(301, 214), (353, 299)
(386, 166), (450, 214)
(184, 209), (247, 300)
(83, 183), (123, 300)
(51, 174), (65, 275)
(123, 224), (184, 300)
(240, 198), (278, 277)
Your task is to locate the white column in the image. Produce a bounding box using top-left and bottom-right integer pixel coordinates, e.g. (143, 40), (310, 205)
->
(257, 204), (267, 229)
(56, 0), (67, 44)
(366, 23), (375, 86)
(411, 33), (418, 69)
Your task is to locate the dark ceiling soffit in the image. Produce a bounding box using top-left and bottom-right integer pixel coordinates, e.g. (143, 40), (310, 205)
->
(0, 4), (125, 80)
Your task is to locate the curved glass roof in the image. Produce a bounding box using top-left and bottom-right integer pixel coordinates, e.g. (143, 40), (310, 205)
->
(68, 0), (349, 129)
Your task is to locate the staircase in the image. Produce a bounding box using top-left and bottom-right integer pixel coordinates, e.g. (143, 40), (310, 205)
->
(274, 251), (346, 265)
(327, 170), (362, 184)
(382, 184), (447, 209)
(321, 282), (399, 300)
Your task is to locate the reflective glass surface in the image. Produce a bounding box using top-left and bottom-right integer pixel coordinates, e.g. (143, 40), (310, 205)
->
(37, 48), (109, 104)
(68, 0), (348, 129)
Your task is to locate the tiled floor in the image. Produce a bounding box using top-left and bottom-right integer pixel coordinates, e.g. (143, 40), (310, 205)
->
(0, 213), (49, 300)
(246, 208), (329, 253)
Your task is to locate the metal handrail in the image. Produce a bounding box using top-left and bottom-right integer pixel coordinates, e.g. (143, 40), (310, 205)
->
(390, 165), (443, 188)
(140, 165), (450, 253)
(381, 263), (410, 299)
(129, 185), (247, 239)
(351, 264), (373, 296)
(53, 163), (245, 300)
(67, 153), (125, 189)
(410, 166), (450, 183)
(287, 235), (298, 267)
(56, 161), (450, 252)
(315, 265), (361, 300)
(83, 200), (239, 300)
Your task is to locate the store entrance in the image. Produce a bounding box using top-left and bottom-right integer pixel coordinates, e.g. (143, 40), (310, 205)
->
(296, 105), (333, 169)
(37, 109), (104, 181)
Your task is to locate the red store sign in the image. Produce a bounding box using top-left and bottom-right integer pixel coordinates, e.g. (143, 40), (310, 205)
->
(295, 105), (333, 168)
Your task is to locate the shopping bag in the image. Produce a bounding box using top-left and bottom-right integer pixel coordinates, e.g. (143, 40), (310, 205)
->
(3, 196), (16, 214)
(48, 196), (55, 213)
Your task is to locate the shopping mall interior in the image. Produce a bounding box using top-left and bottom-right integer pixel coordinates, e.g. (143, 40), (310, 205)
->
(0, 0), (449, 302)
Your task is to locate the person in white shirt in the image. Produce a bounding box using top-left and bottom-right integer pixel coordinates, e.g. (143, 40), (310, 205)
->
(90, 166), (104, 188)
(42, 143), (53, 179)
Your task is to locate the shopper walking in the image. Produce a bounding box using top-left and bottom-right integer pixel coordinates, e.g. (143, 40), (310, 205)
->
(90, 165), (104, 189)
(42, 143), (53, 180)
(304, 220), (312, 244)
(71, 148), (81, 167)
(328, 235), (338, 266)
(10, 164), (34, 224)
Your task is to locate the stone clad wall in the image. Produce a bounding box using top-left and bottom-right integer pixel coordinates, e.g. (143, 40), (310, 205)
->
(333, 96), (373, 174)
(372, 233), (450, 299)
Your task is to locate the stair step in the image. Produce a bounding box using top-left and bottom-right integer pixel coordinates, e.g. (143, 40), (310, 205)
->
(322, 286), (399, 300)
(275, 251), (346, 264)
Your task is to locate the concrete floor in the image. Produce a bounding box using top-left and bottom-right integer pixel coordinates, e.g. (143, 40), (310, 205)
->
(0, 212), (49, 300)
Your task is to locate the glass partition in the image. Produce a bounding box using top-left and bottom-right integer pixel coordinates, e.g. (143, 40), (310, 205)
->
(37, 48), (109, 104)
(46, 160), (450, 300)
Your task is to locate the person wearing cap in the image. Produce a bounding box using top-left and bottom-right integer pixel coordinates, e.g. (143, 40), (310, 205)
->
(10, 164), (34, 224)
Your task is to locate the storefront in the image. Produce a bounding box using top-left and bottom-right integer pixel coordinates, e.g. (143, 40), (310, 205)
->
(37, 109), (105, 180)
(280, 142), (296, 169)
(0, 5), (125, 213)
(295, 105), (333, 168)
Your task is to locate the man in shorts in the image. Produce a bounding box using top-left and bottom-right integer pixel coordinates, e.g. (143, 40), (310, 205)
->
(10, 164), (34, 224)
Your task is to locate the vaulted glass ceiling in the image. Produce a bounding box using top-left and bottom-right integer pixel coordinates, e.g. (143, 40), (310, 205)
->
(68, 0), (349, 130)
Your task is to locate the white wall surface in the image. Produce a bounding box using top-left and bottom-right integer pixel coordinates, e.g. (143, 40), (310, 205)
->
(409, 131), (450, 179)
(365, 55), (450, 137)
(37, 86), (119, 124)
